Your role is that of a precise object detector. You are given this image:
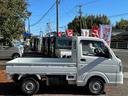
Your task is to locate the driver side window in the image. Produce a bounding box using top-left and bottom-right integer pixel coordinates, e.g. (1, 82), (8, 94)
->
(81, 40), (110, 58)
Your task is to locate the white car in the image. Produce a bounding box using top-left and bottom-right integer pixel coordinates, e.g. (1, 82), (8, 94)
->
(13, 40), (24, 54)
(0, 39), (23, 59)
(55, 49), (72, 58)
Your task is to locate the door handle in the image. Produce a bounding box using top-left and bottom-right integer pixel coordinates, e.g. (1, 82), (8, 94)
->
(80, 58), (86, 62)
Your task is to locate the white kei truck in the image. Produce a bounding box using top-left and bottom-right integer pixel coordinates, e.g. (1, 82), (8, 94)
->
(6, 36), (123, 95)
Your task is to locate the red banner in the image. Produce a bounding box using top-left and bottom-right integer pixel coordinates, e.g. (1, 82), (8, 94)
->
(58, 32), (62, 37)
(92, 26), (100, 38)
(66, 29), (73, 37)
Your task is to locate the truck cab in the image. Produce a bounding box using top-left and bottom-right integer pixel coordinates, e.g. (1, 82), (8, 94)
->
(72, 37), (123, 87)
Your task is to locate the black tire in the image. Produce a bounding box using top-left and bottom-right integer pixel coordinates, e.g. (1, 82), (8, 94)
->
(21, 78), (39, 95)
(12, 53), (20, 59)
(87, 78), (105, 95)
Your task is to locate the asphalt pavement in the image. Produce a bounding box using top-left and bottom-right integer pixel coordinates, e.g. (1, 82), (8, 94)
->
(113, 49), (128, 72)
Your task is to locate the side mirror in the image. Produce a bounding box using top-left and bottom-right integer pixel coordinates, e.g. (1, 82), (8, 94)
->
(94, 48), (99, 54)
(116, 55), (119, 58)
(104, 49), (110, 58)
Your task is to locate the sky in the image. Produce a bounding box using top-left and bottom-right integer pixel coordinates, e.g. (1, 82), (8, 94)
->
(26, 0), (128, 36)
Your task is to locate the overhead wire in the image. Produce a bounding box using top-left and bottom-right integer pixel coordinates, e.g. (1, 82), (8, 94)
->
(30, 1), (56, 27)
(109, 12), (128, 18)
(59, 0), (100, 29)
(81, 0), (100, 7)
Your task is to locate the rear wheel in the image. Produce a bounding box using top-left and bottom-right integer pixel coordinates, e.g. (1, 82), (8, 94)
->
(87, 78), (105, 95)
(12, 53), (20, 59)
(21, 78), (39, 95)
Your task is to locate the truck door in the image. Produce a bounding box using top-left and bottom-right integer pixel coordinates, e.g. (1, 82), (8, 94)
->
(77, 40), (117, 85)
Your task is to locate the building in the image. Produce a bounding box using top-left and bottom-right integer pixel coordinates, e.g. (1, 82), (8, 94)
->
(111, 30), (128, 49)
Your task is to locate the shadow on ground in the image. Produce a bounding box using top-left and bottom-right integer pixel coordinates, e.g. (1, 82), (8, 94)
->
(0, 82), (106, 95)
(0, 82), (21, 95)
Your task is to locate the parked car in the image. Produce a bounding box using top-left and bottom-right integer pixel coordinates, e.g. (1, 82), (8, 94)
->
(0, 38), (23, 59)
(13, 40), (24, 54)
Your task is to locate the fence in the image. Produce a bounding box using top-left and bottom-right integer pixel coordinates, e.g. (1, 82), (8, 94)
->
(111, 41), (128, 49)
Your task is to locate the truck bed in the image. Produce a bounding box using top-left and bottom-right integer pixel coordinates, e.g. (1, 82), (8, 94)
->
(6, 58), (77, 75)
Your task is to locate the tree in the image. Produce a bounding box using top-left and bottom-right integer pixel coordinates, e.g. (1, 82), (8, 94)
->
(0, 0), (30, 40)
(86, 15), (95, 29)
(115, 19), (128, 32)
(68, 16), (87, 35)
(68, 15), (111, 35)
(95, 15), (110, 26)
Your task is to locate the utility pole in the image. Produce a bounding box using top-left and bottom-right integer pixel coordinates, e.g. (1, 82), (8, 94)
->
(28, 17), (31, 33)
(46, 22), (52, 36)
(39, 27), (42, 37)
(27, 12), (31, 33)
(47, 22), (52, 33)
(78, 5), (82, 18)
(77, 5), (83, 36)
(56, 0), (59, 37)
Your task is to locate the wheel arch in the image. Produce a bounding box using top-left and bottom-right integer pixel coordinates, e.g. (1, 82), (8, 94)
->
(84, 72), (109, 86)
(18, 74), (41, 81)
(12, 53), (20, 58)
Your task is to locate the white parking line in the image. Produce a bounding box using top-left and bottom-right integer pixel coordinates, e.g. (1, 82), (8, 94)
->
(124, 72), (128, 78)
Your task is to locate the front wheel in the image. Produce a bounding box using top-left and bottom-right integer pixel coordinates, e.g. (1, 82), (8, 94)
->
(12, 53), (20, 59)
(87, 78), (105, 95)
(21, 78), (39, 95)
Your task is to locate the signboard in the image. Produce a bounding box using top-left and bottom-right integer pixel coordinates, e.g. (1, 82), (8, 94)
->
(66, 29), (73, 37)
(23, 32), (31, 37)
(100, 25), (112, 46)
(81, 29), (89, 37)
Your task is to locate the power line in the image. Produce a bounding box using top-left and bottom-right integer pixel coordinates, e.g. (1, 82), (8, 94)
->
(30, 2), (56, 27)
(109, 12), (128, 18)
(76, 0), (99, 8)
(63, 0), (99, 17)
(81, 0), (99, 7)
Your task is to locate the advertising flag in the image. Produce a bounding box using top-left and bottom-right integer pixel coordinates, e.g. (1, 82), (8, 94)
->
(92, 26), (100, 38)
(58, 32), (62, 37)
(100, 25), (112, 46)
(66, 29), (73, 37)
(81, 29), (89, 37)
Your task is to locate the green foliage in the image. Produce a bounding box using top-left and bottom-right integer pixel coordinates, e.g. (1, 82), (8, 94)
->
(68, 16), (87, 35)
(68, 15), (111, 35)
(0, 0), (30, 40)
(115, 19), (128, 32)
